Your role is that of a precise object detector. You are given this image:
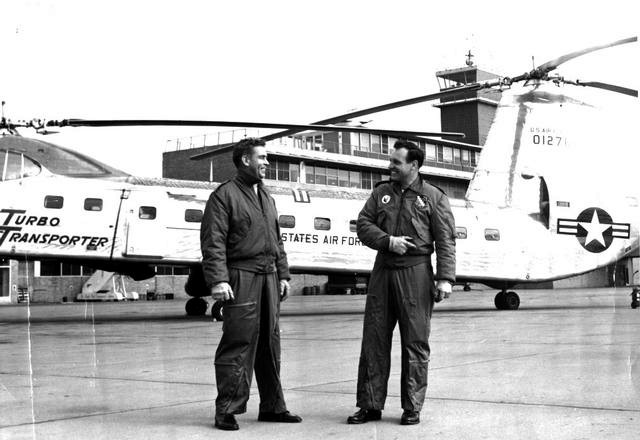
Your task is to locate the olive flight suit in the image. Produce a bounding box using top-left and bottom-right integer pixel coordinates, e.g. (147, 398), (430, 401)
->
(356, 177), (456, 412)
(201, 171), (290, 415)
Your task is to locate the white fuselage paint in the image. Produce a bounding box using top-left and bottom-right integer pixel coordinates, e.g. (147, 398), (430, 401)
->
(1, 80), (638, 285)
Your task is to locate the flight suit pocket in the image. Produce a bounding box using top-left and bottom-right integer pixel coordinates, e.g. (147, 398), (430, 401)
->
(221, 300), (258, 339)
(411, 217), (432, 245)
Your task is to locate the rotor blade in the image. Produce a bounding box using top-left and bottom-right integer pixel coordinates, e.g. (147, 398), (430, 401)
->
(575, 81), (638, 97)
(48, 118), (464, 138)
(536, 36), (637, 74)
(261, 83), (484, 142)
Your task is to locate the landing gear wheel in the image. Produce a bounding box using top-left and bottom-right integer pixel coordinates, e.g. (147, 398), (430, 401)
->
(494, 291), (507, 310)
(494, 291), (520, 310)
(185, 297), (208, 316)
(503, 291), (520, 310)
(211, 300), (224, 321)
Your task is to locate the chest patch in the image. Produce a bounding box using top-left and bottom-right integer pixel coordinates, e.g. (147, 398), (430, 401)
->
(381, 194), (391, 204)
(415, 195), (428, 210)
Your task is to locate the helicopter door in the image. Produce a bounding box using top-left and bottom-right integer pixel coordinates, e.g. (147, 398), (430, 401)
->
(122, 189), (166, 260)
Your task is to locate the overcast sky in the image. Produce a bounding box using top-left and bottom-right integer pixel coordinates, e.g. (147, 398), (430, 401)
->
(1, 0), (637, 177)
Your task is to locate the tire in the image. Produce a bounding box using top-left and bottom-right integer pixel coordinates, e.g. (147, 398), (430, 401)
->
(494, 291), (506, 310)
(211, 300), (224, 321)
(185, 297), (208, 316)
(504, 291), (520, 310)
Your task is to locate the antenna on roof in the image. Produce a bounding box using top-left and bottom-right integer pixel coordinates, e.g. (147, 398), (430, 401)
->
(465, 50), (474, 67)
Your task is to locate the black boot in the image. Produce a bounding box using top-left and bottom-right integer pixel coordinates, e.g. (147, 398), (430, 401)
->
(258, 411), (302, 423)
(214, 413), (239, 430)
(400, 410), (420, 425)
(347, 408), (382, 424)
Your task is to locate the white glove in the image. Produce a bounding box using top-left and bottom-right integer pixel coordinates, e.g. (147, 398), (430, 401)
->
(388, 236), (416, 255)
(211, 282), (234, 301)
(434, 280), (452, 302)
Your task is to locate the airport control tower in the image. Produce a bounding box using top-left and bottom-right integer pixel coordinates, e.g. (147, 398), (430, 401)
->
(434, 54), (502, 146)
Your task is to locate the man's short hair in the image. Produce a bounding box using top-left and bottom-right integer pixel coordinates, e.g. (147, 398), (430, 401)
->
(393, 140), (424, 168)
(232, 137), (266, 168)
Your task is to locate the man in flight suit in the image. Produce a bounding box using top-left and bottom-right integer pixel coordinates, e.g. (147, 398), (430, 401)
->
(347, 140), (456, 426)
(201, 137), (302, 431)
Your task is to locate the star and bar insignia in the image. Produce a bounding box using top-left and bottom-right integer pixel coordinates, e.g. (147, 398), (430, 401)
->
(557, 207), (630, 253)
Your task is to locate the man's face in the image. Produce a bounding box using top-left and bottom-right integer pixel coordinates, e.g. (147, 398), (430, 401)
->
(243, 146), (269, 180)
(388, 147), (414, 182)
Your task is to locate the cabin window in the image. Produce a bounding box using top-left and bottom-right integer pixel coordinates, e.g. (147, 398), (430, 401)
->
(44, 195), (64, 209)
(139, 206), (156, 220)
(349, 220), (357, 233)
(455, 226), (467, 239)
(484, 228), (500, 241)
(84, 198), (103, 211)
(0, 150), (42, 180)
(314, 217), (331, 231)
(279, 215), (296, 228)
(184, 209), (203, 223)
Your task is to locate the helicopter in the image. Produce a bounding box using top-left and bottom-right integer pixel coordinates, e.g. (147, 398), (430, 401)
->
(0, 36), (637, 316)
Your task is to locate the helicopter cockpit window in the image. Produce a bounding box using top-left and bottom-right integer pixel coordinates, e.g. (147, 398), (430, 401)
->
(0, 150), (42, 181)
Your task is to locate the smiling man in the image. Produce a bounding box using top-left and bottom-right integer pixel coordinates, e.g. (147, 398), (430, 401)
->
(348, 140), (456, 426)
(201, 137), (301, 431)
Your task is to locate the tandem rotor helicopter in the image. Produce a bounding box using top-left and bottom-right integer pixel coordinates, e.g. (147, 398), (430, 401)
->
(0, 36), (637, 316)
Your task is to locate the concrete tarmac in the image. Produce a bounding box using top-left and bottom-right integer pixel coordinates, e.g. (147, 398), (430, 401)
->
(1, 287), (639, 439)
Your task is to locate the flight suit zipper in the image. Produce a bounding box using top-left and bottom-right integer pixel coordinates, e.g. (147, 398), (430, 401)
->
(394, 189), (408, 236)
(257, 189), (270, 271)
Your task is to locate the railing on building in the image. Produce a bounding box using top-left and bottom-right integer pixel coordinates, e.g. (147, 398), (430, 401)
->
(166, 128), (264, 151)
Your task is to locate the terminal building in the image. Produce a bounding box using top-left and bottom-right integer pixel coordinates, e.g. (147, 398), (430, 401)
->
(162, 65), (502, 200)
(0, 61), (629, 304)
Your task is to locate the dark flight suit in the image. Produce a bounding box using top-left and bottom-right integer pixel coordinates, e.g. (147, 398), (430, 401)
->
(200, 172), (290, 416)
(356, 177), (456, 412)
